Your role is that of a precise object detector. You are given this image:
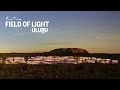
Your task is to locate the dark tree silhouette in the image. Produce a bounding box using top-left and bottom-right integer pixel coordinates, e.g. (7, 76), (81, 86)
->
(24, 57), (28, 63)
(2, 57), (6, 64)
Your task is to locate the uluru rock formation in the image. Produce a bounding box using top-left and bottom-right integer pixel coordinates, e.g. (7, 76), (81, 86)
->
(47, 48), (89, 56)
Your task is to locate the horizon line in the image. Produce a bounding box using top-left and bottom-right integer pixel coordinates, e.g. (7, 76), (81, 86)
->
(0, 52), (120, 54)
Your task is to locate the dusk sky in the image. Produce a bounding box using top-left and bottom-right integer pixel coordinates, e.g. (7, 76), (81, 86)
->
(0, 11), (120, 53)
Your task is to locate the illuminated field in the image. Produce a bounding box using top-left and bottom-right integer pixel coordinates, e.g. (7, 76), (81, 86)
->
(0, 56), (118, 64)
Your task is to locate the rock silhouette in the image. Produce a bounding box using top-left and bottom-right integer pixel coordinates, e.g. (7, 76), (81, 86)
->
(47, 48), (89, 56)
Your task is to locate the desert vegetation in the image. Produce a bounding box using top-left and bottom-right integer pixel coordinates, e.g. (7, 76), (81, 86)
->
(0, 64), (120, 79)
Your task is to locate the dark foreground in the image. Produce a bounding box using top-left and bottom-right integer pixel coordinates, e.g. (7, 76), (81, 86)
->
(0, 64), (120, 79)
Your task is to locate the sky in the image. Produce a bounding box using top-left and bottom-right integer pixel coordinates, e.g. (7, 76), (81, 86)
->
(0, 11), (120, 53)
